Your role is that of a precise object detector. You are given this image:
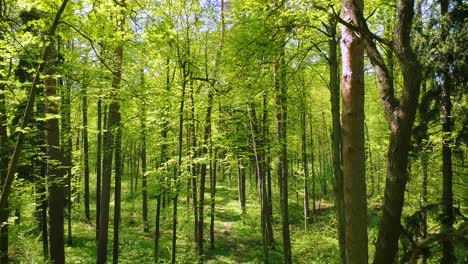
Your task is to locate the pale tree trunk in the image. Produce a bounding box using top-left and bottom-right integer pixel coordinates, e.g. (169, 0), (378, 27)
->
(342, 0), (422, 262)
(341, 1), (368, 262)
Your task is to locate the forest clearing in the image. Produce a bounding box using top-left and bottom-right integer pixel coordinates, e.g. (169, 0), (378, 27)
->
(0, 0), (467, 263)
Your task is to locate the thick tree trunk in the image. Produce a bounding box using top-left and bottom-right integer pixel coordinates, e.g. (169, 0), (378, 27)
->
(341, 1), (421, 262)
(44, 38), (65, 264)
(340, 1), (368, 262)
(328, 14), (346, 263)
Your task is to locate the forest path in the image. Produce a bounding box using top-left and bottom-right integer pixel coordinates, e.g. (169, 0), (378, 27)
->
(206, 185), (245, 264)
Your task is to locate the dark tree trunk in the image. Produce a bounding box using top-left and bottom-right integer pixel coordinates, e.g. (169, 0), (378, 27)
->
(97, 6), (124, 261)
(60, 72), (73, 246)
(141, 100), (149, 233)
(439, 1), (455, 262)
(0, 0), (69, 219)
(273, 46), (292, 264)
(340, 1), (368, 262)
(248, 102), (269, 263)
(96, 89), (102, 240)
(328, 14), (346, 263)
(44, 37), (65, 264)
(197, 83), (213, 262)
(82, 84), (90, 222)
(0, 56), (10, 264)
(112, 124), (122, 263)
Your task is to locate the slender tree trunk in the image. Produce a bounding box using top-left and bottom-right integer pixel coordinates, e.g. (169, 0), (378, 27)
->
(341, 1), (368, 262)
(439, 1), (455, 262)
(97, 4), (125, 261)
(44, 37), (65, 264)
(309, 119), (316, 213)
(141, 100), (149, 233)
(82, 84), (90, 222)
(301, 112), (310, 231)
(263, 91), (274, 246)
(328, 14), (346, 263)
(248, 102), (269, 263)
(189, 78), (199, 253)
(60, 72), (73, 246)
(96, 89), (102, 240)
(273, 45), (292, 264)
(419, 151), (428, 264)
(172, 69), (186, 264)
(209, 156), (217, 249)
(0, 57), (10, 264)
(112, 124), (122, 263)
(35, 91), (49, 258)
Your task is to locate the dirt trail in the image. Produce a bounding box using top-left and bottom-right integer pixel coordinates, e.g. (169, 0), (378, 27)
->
(218, 207), (241, 264)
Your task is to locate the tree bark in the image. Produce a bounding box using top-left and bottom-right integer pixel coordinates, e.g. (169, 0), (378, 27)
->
(0, 56), (9, 264)
(44, 37), (65, 264)
(328, 14), (346, 263)
(141, 98), (149, 233)
(341, 1), (368, 262)
(112, 123), (122, 263)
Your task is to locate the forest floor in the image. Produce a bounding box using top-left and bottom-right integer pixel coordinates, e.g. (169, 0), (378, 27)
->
(8, 181), (350, 263)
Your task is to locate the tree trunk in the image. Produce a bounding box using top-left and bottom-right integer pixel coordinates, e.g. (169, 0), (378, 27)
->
(273, 45), (292, 264)
(141, 100), (149, 233)
(60, 71), (73, 246)
(248, 102), (269, 263)
(112, 124), (122, 263)
(97, 5), (125, 261)
(328, 14), (346, 263)
(301, 112), (310, 231)
(0, 56), (9, 264)
(96, 89), (102, 240)
(44, 37), (65, 264)
(439, 1), (455, 262)
(341, 1), (368, 262)
(82, 84), (90, 222)
(0, 0), (69, 217)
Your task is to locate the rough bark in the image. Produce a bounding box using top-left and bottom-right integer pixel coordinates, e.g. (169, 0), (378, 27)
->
(112, 124), (122, 263)
(0, 55), (9, 264)
(341, 1), (368, 262)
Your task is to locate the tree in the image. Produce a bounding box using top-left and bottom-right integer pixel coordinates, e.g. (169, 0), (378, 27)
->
(341, 0), (423, 262)
(340, 0), (368, 263)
